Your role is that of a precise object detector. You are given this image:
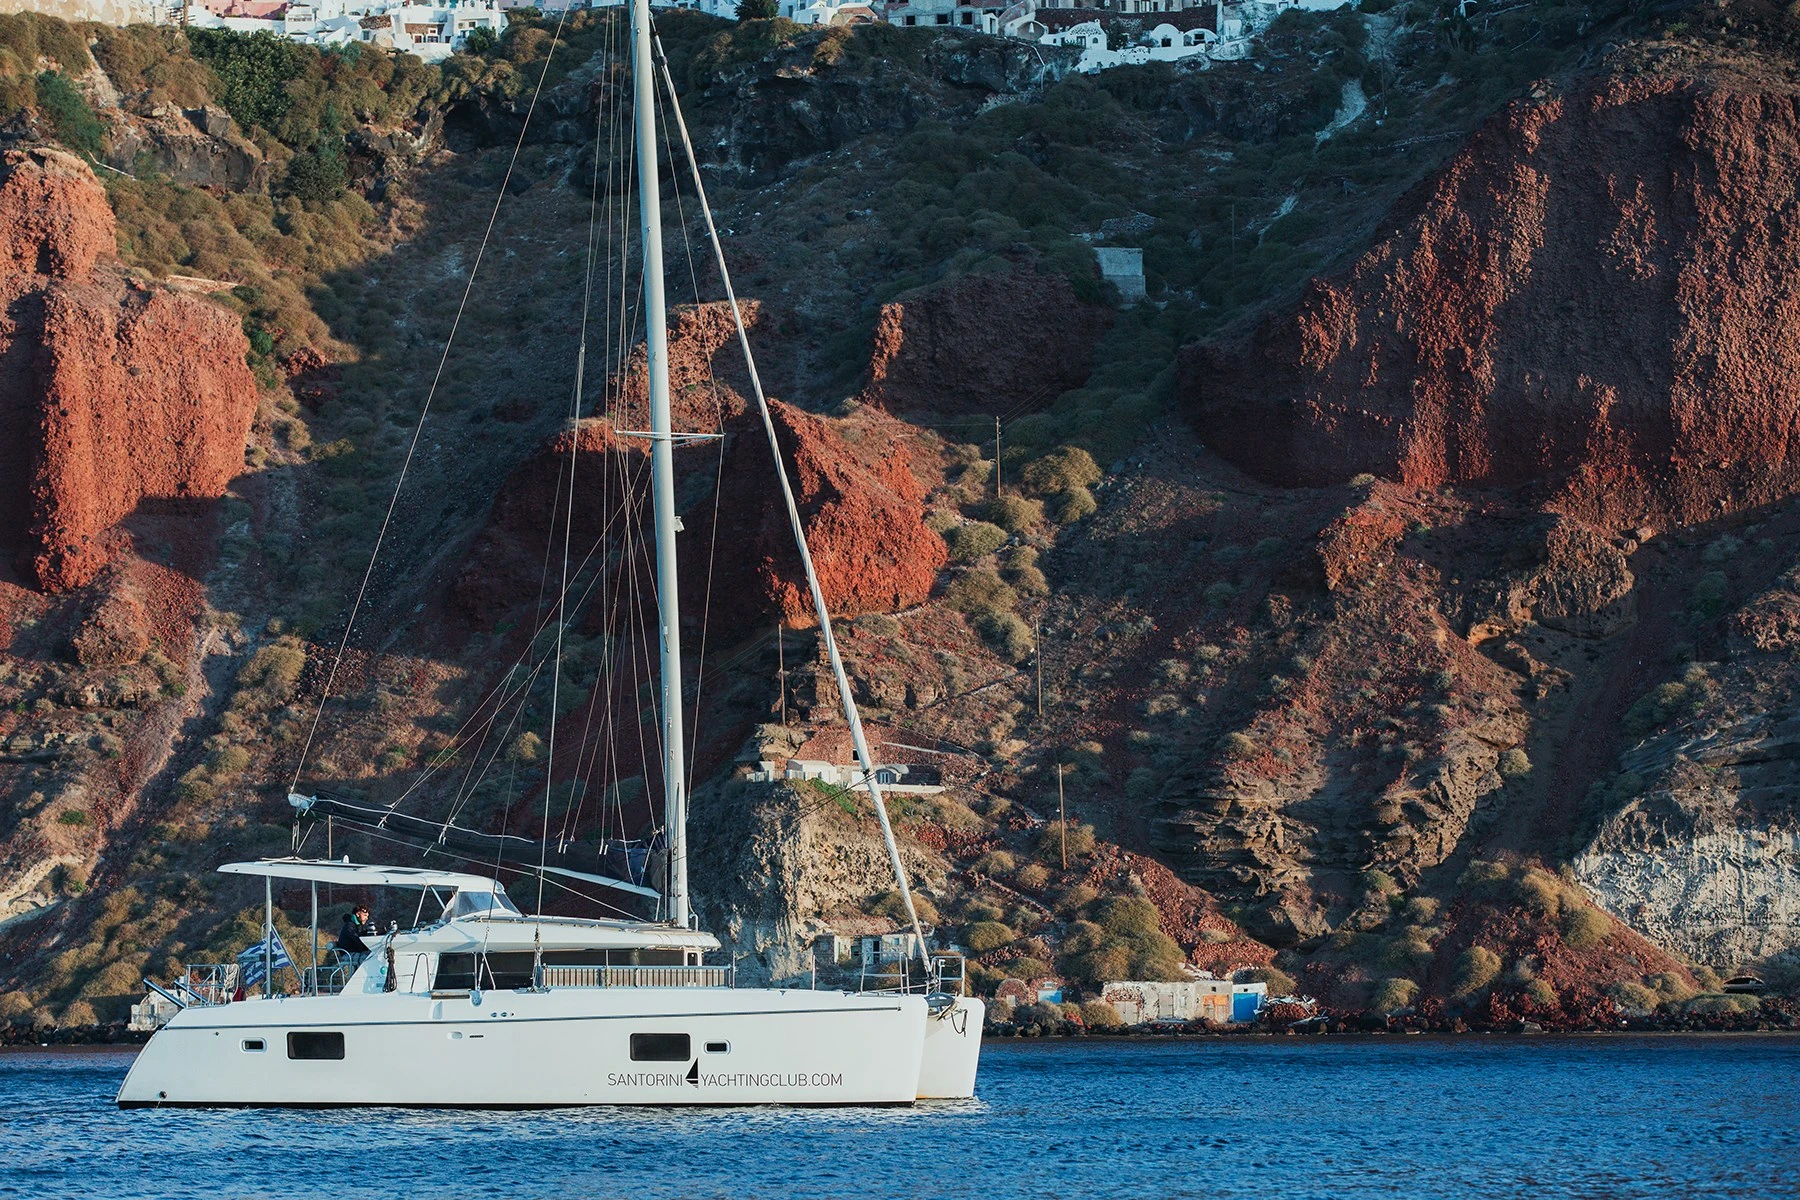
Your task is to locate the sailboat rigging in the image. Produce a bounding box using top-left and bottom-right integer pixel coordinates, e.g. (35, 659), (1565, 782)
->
(116, 0), (983, 1109)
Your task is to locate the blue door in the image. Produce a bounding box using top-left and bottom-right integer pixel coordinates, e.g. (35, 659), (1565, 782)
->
(1231, 991), (1261, 1023)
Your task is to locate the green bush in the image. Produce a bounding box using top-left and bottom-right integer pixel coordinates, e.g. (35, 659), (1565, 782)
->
(870, 889), (938, 926)
(1016, 863), (1050, 890)
(1684, 993), (1759, 1016)
(210, 745), (253, 779)
(1046, 485), (1097, 524)
(1451, 945), (1502, 996)
(944, 521), (1008, 561)
(965, 921), (1018, 954)
(1370, 977), (1418, 1013)
(0, 13), (91, 74)
(1515, 869), (1563, 916)
(1079, 999), (1123, 1028)
(1057, 884), (1097, 914)
(284, 140), (349, 204)
(238, 641), (307, 705)
(974, 850), (1016, 876)
(1608, 981), (1659, 1014)
(1022, 446), (1102, 494)
(1523, 979), (1559, 1008)
(1360, 868), (1400, 898)
(1035, 820), (1096, 862)
(999, 956), (1052, 980)
(35, 70), (104, 157)
(1059, 898), (1185, 983)
(1458, 859), (1512, 894)
(1689, 571), (1730, 620)
(1562, 905), (1610, 950)
(1498, 747), (1532, 779)
(1404, 896), (1440, 923)
(184, 28), (307, 133)
(1007, 564), (1050, 596)
(976, 611), (1034, 661)
(986, 494), (1043, 534)
(56, 809), (91, 827)
(946, 569), (1017, 618)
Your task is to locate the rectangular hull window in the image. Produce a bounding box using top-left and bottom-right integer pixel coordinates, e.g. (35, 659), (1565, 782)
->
(705, 1041), (729, 1054)
(287, 1031), (346, 1060)
(241, 1039), (265, 1052)
(629, 1033), (689, 1062)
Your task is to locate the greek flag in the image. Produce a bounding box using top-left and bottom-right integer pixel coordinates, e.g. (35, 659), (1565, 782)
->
(237, 930), (294, 989)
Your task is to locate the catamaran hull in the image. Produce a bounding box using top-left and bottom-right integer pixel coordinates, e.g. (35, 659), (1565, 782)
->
(118, 987), (979, 1107)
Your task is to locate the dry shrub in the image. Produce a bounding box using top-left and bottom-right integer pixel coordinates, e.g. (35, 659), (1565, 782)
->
(1608, 981), (1659, 1014)
(1515, 869), (1564, 916)
(944, 521), (1008, 561)
(1371, 977), (1419, 1013)
(1562, 905), (1611, 950)
(1035, 820), (1095, 862)
(1021, 446), (1102, 494)
(1524, 979), (1559, 1008)
(1452, 945), (1502, 996)
(1047, 486), (1097, 524)
(987, 494), (1043, 534)
(1080, 999), (1123, 1028)
(946, 569), (1018, 617)
(965, 921), (1018, 954)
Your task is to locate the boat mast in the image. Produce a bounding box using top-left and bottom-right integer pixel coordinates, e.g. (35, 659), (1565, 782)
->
(632, 0), (688, 928)
(648, 40), (934, 980)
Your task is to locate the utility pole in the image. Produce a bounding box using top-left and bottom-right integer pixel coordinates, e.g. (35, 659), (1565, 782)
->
(1057, 763), (1069, 870)
(776, 623), (786, 727)
(994, 415), (1002, 498)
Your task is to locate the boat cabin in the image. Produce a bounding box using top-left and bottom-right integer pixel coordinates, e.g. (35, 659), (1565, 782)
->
(212, 859), (723, 1002)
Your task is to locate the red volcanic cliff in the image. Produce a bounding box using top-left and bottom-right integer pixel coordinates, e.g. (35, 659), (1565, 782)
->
(860, 267), (1108, 416)
(0, 149), (258, 592)
(698, 401), (945, 634)
(458, 403), (943, 642)
(1186, 73), (1800, 526)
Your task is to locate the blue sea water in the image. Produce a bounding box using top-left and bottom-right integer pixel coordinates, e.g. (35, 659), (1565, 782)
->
(1, 1036), (1796, 1199)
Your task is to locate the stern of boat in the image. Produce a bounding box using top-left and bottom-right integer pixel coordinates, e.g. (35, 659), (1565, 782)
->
(916, 995), (983, 1100)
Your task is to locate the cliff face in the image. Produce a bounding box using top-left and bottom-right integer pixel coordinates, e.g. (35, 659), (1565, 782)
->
(1574, 556), (1800, 968)
(460, 397), (943, 644)
(0, 149), (258, 592)
(687, 778), (951, 985)
(859, 268), (1109, 417)
(1187, 73), (1800, 528)
(698, 401), (945, 636)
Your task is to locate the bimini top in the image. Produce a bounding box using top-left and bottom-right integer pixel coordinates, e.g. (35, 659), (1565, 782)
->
(218, 858), (505, 893)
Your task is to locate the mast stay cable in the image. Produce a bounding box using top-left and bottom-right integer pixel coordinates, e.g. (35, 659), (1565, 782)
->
(649, 27), (933, 977)
(288, 5), (578, 810)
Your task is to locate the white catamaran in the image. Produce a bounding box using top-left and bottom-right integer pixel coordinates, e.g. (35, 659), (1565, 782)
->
(117, 0), (983, 1108)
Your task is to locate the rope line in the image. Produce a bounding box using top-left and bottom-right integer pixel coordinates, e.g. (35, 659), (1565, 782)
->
(288, 6), (578, 800)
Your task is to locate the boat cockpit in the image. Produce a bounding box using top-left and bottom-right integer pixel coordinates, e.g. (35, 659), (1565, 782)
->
(151, 859), (727, 1010)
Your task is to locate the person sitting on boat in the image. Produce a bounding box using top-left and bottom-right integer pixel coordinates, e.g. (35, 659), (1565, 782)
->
(335, 905), (374, 957)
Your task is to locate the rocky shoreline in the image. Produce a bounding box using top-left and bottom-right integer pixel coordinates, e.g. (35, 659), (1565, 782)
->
(985, 1000), (1800, 1040)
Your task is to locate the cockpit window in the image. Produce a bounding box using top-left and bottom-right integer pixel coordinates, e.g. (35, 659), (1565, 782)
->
(444, 888), (520, 920)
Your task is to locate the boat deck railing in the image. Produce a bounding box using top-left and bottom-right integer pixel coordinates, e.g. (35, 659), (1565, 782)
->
(544, 964), (733, 988)
(179, 962), (235, 1006)
(857, 955), (967, 997)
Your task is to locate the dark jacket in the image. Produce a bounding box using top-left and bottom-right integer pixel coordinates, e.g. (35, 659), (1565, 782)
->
(335, 913), (373, 955)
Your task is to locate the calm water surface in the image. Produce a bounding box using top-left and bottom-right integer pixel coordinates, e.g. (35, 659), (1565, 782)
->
(2, 1036), (1796, 1199)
